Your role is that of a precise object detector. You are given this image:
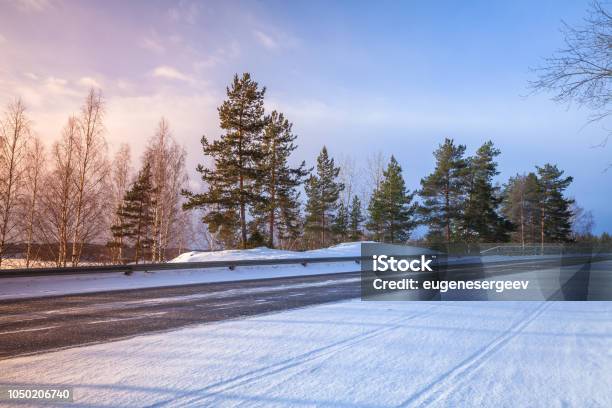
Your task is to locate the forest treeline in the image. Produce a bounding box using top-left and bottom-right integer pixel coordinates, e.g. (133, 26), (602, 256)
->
(0, 90), (191, 267)
(0, 73), (607, 267)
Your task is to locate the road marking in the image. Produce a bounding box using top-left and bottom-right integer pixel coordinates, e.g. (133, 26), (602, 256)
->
(0, 325), (60, 335)
(86, 311), (168, 325)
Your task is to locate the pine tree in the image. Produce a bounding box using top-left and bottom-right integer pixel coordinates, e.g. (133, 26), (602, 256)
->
(251, 111), (309, 248)
(332, 201), (349, 242)
(537, 164), (574, 244)
(183, 73), (266, 249)
(462, 141), (510, 242)
(502, 172), (541, 246)
(348, 195), (364, 241)
(366, 156), (417, 243)
(304, 147), (344, 248)
(112, 163), (156, 264)
(418, 138), (468, 243)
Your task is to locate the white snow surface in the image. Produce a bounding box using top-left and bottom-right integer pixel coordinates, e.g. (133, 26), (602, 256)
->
(170, 241), (371, 263)
(1, 300), (610, 407)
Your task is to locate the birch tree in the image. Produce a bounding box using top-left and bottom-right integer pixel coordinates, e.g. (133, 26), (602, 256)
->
(42, 118), (79, 267)
(70, 89), (109, 265)
(146, 118), (188, 261)
(20, 135), (45, 267)
(0, 99), (31, 267)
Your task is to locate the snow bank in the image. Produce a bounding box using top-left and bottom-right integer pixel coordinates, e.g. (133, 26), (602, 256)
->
(1, 300), (609, 407)
(169, 241), (369, 263)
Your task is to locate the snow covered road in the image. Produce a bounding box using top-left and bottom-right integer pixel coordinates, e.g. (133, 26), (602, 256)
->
(1, 300), (610, 407)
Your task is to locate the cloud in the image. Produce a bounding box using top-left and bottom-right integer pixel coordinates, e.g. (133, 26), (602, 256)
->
(140, 37), (165, 54)
(24, 72), (39, 80)
(168, 1), (201, 25)
(152, 66), (192, 82)
(44, 77), (69, 93)
(14, 0), (52, 13)
(194, 41), (241, 70)
(78, 77), (101, 89)
(253, 30), (279, 50)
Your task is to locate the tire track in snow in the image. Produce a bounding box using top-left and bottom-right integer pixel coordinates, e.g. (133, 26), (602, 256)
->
(149, 306), (437, 408)
(397, 301), (551, 408)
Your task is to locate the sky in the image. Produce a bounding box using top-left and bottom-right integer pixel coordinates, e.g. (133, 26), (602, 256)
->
(1, 0), (611, 233)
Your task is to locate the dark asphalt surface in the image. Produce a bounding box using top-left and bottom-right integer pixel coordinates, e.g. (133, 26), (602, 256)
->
(0, 256), (607, 360)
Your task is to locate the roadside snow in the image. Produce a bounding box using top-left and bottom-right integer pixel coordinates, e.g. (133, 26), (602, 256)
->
(1, 300), (609, 407)
(169, 241), (373, 263)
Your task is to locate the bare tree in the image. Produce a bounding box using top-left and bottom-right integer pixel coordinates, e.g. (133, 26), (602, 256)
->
(20, 135), (45, 267)
(531, 1), (612, 125)
(338, 154), (358, 207)
(570, 201), (595, 239)
(145, 118), (189, 261)
(109, 143), (132, 263)
(0, 99), (31, 267)
(42, 117), (79, 267)
(70, 89), (110, 266)
(365, 151), (387, 193)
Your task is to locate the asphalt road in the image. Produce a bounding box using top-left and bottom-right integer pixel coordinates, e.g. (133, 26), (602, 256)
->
(0, 255), (607, 360)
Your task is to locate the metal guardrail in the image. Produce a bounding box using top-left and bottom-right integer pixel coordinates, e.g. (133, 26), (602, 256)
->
(479, 244), (598, 256)
(0, 256), (368, 278)
(2, 252), (608, 279)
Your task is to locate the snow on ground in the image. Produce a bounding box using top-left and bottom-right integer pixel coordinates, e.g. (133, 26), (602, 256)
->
(170, 241), (372, 263)
(1, 300), (610, 407)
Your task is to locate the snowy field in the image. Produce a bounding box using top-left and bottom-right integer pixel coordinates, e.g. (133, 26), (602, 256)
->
(1, 300), (610, 407)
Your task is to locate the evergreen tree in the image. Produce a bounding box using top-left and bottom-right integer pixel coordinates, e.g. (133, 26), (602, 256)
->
(111, 163), (156, 263)
(332, 201), (349, 242)
(251, 111), (309, 248)
(462, 141), (510, 242)
(537, 164), (574, 244)
(418, 138), (468, 243)
(304, 147), (344, 248)
(366, 156), (417, 243)
(348, 195), (364, 241)
(502, 172), (541, 246)
(183, 73), (266, 249)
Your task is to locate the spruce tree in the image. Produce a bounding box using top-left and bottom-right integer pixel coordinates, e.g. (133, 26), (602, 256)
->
(183, 73), (266, 249)
(251, 111), (309, 248)
(304, 147), (344, 248)
(348, 195), (364, 241)
(537, 164), (574, 244)
(418, 138), (468, 243)
(332, 201), (349, 242)
(462, 141), (510, 242)
(366, 156), (417, 243)
(112, 163), (156, 263)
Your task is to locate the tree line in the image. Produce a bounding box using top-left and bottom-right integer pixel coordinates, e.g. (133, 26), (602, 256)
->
(181, 73), (598, 251)
(0, 73), (605, 268)
(0, 90), (191, 267)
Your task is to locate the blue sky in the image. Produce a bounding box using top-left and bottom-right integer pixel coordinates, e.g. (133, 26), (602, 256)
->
(1, 0), (610, 233)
